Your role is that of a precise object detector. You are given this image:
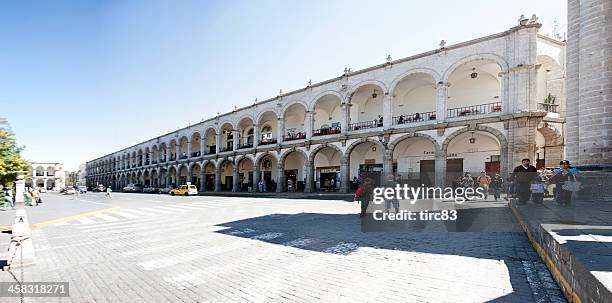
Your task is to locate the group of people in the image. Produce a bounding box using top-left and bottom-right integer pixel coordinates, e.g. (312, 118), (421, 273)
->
(511, 158), (578, 206)
(1, 186), (43, 209)
(454, 172), (505, 201)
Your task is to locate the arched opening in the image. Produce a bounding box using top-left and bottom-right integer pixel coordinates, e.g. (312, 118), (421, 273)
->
(190, 163), (201, 189)
(179, 136), (189, 159)
(131, 152), (137, 168)
(204, 162), (216, 191)
(46, 166), (55, 177)
(191, 132), (201, 157)
(204, 128), (216, 154)
(159, 168), (167, 187)
(312, 146), (342, 191)
(313, 94), (342, 137)
(179, 165), (189, 185)
(144, 147), (151, 165)
(152, 145), (159, 164)
(219, 123), (234, 152)
(35, 166), (44, 177)
(446, 131), (501, 186)
(168, 167), (177, 187)
(151, 170), (159, 187)
(238, 118), (255, 149)
(25, 178), (33, 188)
(392, 136), (437, 187)
(392, 73), (437, 124)
(143, 171), (151, 187)
(257, 154), (278, 192)
(348, 84), (385, 131)
(137, 150), (144, 166)
(46, 179), (55, 190)
(348, 141), (384, 190)
(169, 140), (177, 161)
(447, 59), (502, 118)
(159, 143), (167, 162)
(536, 55), (564, 114)
(237, 157), (254, 191)
(283, 103), (307, 141)
(258, 111), (278, 145)
(536, 122), (564, 168)
(283, 151), (306, 191)
(36, 178), (44, 188)
(219, 160), (234, 191)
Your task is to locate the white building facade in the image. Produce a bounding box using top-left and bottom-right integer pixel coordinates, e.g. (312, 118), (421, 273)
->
(86, 19), (566, 193)
(27, 162), (66, 190)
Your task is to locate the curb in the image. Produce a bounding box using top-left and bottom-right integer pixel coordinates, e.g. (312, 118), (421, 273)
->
(509, 203), (582, 303)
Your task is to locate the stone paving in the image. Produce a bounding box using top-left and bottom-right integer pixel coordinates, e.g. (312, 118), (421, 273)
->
(0, 193), (566, 302)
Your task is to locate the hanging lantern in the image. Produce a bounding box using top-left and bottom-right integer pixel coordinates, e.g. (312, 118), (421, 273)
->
(470, 68), (478, 79)
(469, 132), (476, 144)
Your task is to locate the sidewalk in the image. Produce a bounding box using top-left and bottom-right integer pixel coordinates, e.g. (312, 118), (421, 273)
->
(510, 198), (612, 303)
(196, 191), (356, 201)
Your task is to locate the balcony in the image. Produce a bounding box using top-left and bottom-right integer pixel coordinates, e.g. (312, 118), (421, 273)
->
(191, 151), (201, 157)
(447, 102), (502, 119)
(160, 157), (166, 163)
(348, 120), (381, 131)
(393, 111), (436, 125)
(218, 146), (233, 152)
(259, 138), (277, 146)
(283, 132), (306, 141)
(537, 103), (558, 113)
(179, 154), (188, 160)
(152, 161), (157, 164)
(36, 173), (44, 177)
(238, 142), (253, 149)
(46, 173), (54, 176)
(169, 155), (176, 161)
(313, 126), (341, 137)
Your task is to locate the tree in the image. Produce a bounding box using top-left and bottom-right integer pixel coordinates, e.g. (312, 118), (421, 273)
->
(0, 119), (30, 187)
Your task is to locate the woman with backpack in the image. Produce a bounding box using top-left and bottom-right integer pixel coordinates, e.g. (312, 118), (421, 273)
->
(549, 160), (580, 206)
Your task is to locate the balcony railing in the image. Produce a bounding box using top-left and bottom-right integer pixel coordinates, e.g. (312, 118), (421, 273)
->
(152, 161), (157, 164)
(46, 173), (54, 176)
(191, 151), (201, 157)
(259, 138), (277, 146)
(447, 102), (502, 119)
(393, 111), (436, 125)
(348, 120), (381, 131)
(219, 146), (232, 152)
(179, 154), (188, 160)
(283, 133), (306, 141)
(169, 155), (176, 161)
(36, 173), (44, 177)
(537, 103), (558, 113)
(238, 142), (254, 149)
(313, 127), (341, 137)
(160, 157), (166, 163)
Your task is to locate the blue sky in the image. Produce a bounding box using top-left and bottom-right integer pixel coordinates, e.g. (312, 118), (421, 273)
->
(0, 0), (566, 171)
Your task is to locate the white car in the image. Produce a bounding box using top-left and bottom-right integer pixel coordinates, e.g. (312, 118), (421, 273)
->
(64, 187), (76, 195)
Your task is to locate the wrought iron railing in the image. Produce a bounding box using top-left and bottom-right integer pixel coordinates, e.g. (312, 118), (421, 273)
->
(238, 142), (254, 149)
(259, 138), (277, 146)
(393, 111), (436, 125)
(537, 103), (558, 113)
(169, 155), (176, 161)
(191, 151), (201, 157)
(447, 102), (502, 118)
(219, 146), (233, 152)
(313, 126), (341, 137)
(283, 133), (306, 141)
(179, 154), (188, 159)
(348, 120), (380, 131)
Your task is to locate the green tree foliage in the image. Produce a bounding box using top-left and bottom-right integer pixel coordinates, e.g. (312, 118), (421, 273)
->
(0, 119), (30, 187)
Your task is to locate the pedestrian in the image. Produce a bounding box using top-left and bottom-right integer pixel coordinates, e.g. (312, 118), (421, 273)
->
(287, 178), (294, 192)
(397, 115), (404, 124)
(477, 172), (491, 198)
(549, 160), (580, 206)
(384, 175), (400, 213)
(3, 187), (15, 210)
(462, 173), (474, 189)
(358, 178), (374, 217)
(530, 178), (545, 204)
(490, 173), (503, 201)
(31, 187), (42, 205)
(352, 176), (359, 191)
(329, 178), (335, 191)
(105, 186), (113, 198)
(511, 158), (537, 204)
(377, 115), (383, 127)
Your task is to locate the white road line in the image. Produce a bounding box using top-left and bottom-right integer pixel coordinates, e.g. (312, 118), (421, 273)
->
(94, 214), (120, 222)
(119, 208), (159, 216)
(76, 217), (96, 224)
(53, 221), (70, 226)
(109, 210), (139, 219)
(152, 206), (186, 212)
(166, 204), (217, 210)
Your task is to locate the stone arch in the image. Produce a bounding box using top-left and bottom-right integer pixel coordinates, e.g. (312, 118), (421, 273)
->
(345, 138), (386, 158)
(309, 90), (345, 112)
(255, 151), (279, 167)
(235, 154), (256, 165)
(388, 132), (441, 155)
(256, 109), (279, 125)
(281, 100), (309, 116)
(308, 143), (344, 163)
(217, 120), (236, 134)
(346, 79), (389, 99)
(389, 68), (441, 97)
(441, 53), (509, 83)
(280, 148), (308, 165)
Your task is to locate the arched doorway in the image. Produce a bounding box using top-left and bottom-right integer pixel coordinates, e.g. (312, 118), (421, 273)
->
(446, 130), (502, 185)
(392, 136), (438, 187)
(203, 162), (216, 191)
(312, 146), (342, 191)
(282, 150), (307, 191)
(190, 163), (201, 189)
(348, 141), (384, 189)
(257, 153), (278, 192)
(219, 160), (234, 191)
(179, 165), (189, 185)
(237, 157), (254, 191)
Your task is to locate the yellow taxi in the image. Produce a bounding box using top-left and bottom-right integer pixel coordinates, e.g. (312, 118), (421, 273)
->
(169, 184), (198, 196)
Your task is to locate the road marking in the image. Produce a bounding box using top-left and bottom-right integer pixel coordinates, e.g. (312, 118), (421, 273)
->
(109, 210), (139, 219)
(94, 214), (120, 222)
(0, 207), (119, 230)
(77, 217), (96, 224)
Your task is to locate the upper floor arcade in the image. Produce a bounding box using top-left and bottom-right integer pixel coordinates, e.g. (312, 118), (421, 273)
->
(87, 18), (565, 175)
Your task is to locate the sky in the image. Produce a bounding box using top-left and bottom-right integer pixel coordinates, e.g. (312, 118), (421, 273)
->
(0, 0), (567, 171)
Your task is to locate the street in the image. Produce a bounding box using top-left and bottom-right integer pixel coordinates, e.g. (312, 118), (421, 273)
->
(0, 192), (566, 303)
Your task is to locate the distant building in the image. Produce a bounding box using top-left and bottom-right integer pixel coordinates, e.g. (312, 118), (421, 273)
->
(26, 162), (66, 190)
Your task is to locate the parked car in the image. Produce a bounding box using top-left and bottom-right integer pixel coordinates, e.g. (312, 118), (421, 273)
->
(63, 187), (76, 195)
(142, 187), (159, 194)
(77, 186), (87, 194)
(123, 184), (143, 193)
(96, 185), (106, 192)
(159, 186), (173, 194)
(169, 185), (198, 196)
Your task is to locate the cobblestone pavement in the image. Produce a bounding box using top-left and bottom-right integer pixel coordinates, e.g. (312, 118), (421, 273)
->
(0, 193), (566, 302)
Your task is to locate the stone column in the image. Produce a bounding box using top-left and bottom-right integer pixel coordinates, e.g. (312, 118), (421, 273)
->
(304, 161), (314, 192)
(305, 111), (314, 140)
(382, 149), (393, 181)
(214, 165), (221, 192)
(276, 163), (285, 192)
(187, 141), (192, 158)
(232, 164), (239, 192)
(340, 157), (349, 193)
(383, 93), (392, 128)
(253, 124), (259, 148)
(215, 133), (221, 154)
(434, 150), (447, 188)
(199, 168), (206, 192)
(253, 167), (261, 192)
(436, 82), (449, 121)
(233, 130), (239, 151)
(277, 117), (284, 143)
(187, 165), (193, 185)
(341, 103), (350, 134)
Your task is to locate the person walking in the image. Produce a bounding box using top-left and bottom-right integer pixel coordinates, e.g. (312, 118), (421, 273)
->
(358, 178), (374, 217)
(477, 172), (491, 198)
(549, 160), (579, 206)
(384, 175), (400, 214)
(31, 187), (42, 205)
(105, 186), (113, 198)
(490, 173), (503, 201)
(329, 178), (335, 191)
(511, 159), (537, 204)
(3, 188), (15, 210)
